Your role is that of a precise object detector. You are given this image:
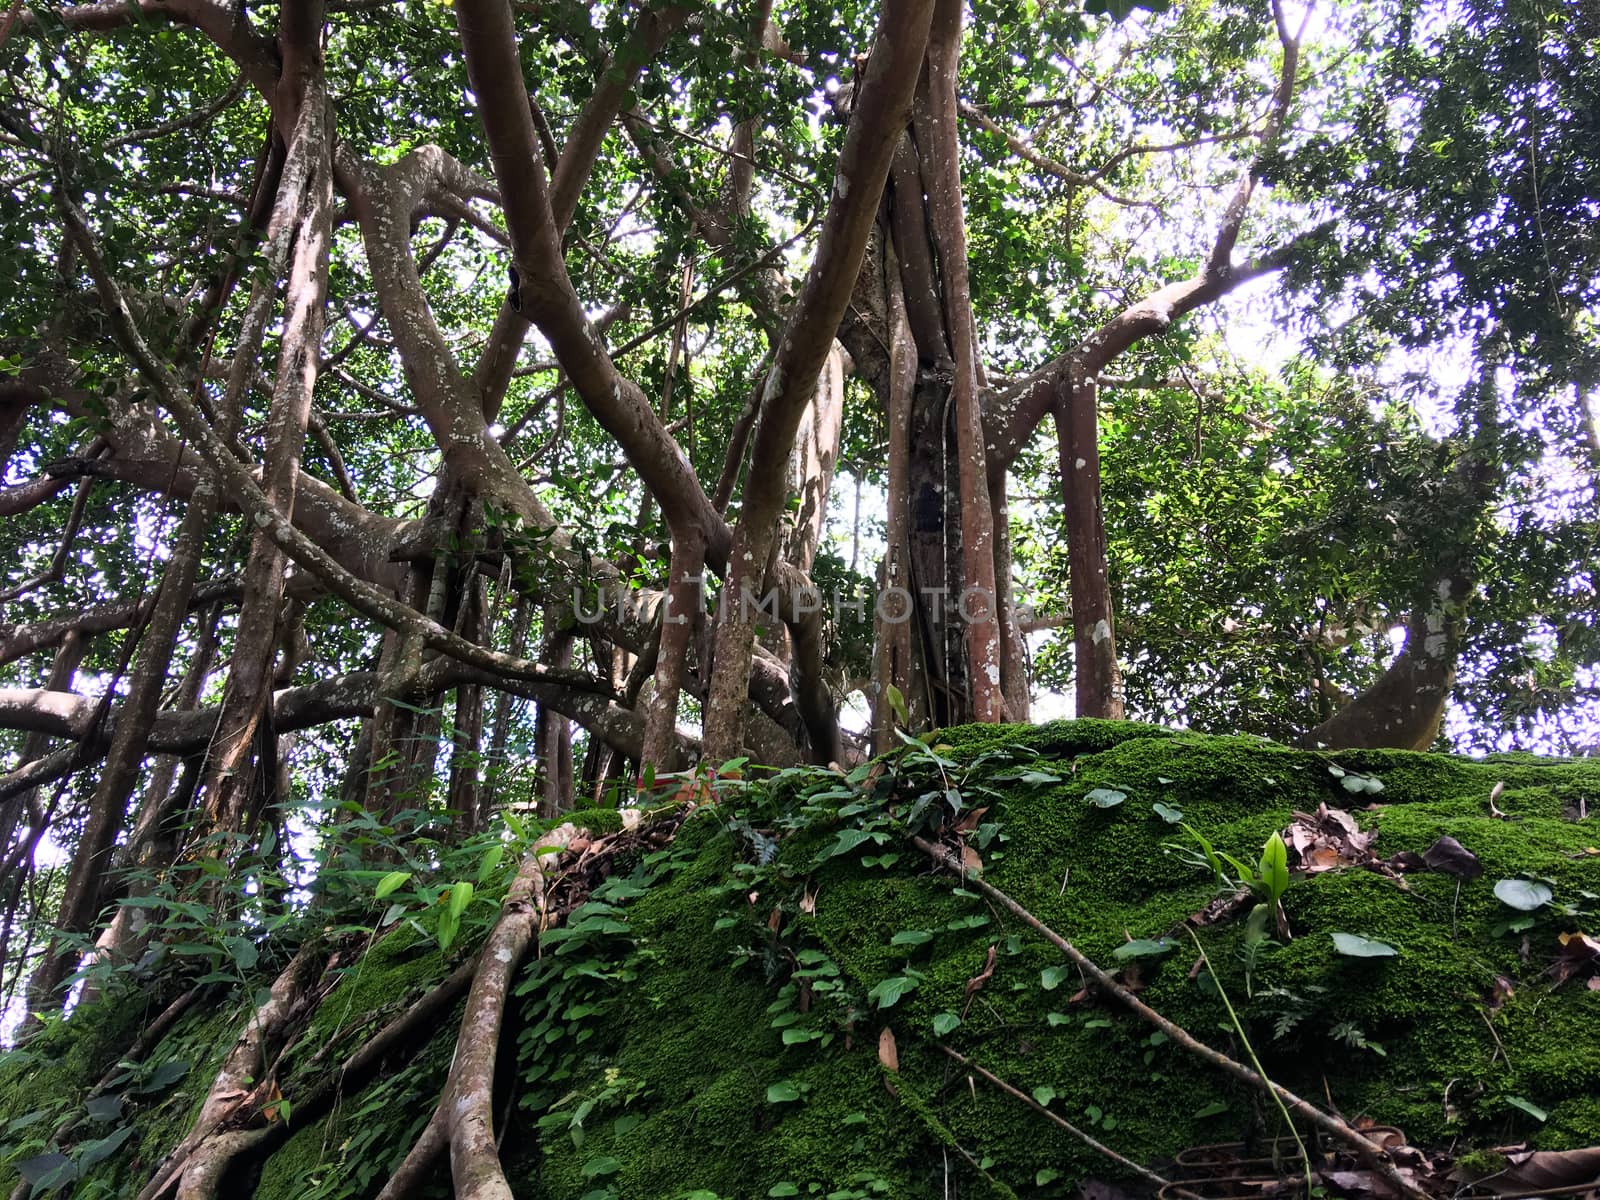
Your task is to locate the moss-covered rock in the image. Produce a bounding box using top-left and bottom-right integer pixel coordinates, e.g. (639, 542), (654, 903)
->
(511, 727), (1600, 1199)
(3, 724), (1597, 1199)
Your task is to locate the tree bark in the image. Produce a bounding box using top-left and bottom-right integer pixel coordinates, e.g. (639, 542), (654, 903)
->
(202, 85), (335, 835)
(702, 0), (936, 761)
(1053, 369), (1123, 719)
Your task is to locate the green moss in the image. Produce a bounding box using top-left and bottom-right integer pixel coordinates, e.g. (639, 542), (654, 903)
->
(297, 920), (450, 1061)
(10, 725), (1599, 1198)
(505, 724), (1600, 1198)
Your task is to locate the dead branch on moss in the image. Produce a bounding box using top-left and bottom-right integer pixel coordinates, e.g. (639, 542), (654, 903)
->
(938, 1044), (1201, 1197)
(910, 834), (1431, 1200)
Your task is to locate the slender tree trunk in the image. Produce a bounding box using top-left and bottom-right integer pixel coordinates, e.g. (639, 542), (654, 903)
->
(918, 0), (1004, 723)
(641, 530), (705, 771)
(990, 473), (1029, 721)
(1299, 574), (1471, 751)
(82, 603), (222, 1004)
(25, 474), (224, 1018)
(478, 599), (530, 823)
(536, 629), (576, 816)
(701, 0), (935, 762)
(202, 95), (335, 835)
(871, 243), (920, 752)
(1054, 369), (1123, 719)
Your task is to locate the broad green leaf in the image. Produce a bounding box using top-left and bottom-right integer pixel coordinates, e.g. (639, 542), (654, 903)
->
(1040, 965), (1072, 990)
(1330, 932), (1398, 957)
(375, 870), (412, 901)
(1085, 787), (1127, 808)
(1493, 879), (1553, 911)
(1112, 938), (1176, 960)
(1506, 1096), (1548, 1122)
(1257, 832), (1289, 901)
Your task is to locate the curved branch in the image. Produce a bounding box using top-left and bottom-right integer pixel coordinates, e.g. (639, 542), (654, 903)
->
(454, 0), (724, 551)
(58, 192), (614, 699)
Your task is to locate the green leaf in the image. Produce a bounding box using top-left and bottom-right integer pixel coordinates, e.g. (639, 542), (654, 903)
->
(1037, 1167), (1061, 1185)
(1017, 770), (1062, 787)
(16, 1154), (75, 1188)
(84, 1095), (123, 1123)
(824, 828), (882, 859)
(79, 1124), (138, 1169)
(1112, 938), (1176, 960)
(137, 1060), (190, 1093)
(1258, 832), (1289, 901)
(769, 1185), (801, 1197)
(437, 908), (461, 952)
(448, 880), (475, 920)
(1041, 965), (1072, 990)
(581, 1155), (622, 1178)
(884, 683), (909, 726)
(766, 1080), (802, 1103)
(1330, 932), (1398, 957)
(1084, 787), (1127, 808)
(375, 870), (412, 901)
(932, 1012), (961, 1036)
(891, 929), (933, 946)
(1032, 1084), (1057, 1106)
(223, 936), (258, 972)
(1506, 1096), (1548, 1122)
(868, 975), (917, 1009)
(1193, 1100), (1229, 1118)
(1493, 879), (1553, 911)
(1152, 802), (1184, 824)
(477, 845), (505, 882)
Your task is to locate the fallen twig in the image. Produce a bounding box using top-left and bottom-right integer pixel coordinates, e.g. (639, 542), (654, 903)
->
(911, 835), (1429, 1200)
(939, 1044), (1202, 1197)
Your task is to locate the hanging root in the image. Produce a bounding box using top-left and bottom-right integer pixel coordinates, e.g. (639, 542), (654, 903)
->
(911, 835), (1430, 1200)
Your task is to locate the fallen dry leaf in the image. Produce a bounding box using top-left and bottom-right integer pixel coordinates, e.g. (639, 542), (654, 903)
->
(877, 1026), (898, 1073)
(1465, 1145), (1600, 1193)
(961, 944), (997, 1014)
(953, 806), (989, 834)
(1488, 975), (1516, 1012)
(1422, 835), (1484, 880)
(1553, 930), (1600, 986)
(960, 844), (983, 874)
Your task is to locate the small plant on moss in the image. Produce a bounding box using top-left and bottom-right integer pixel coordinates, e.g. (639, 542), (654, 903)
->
(1168, 826), (1292, 943)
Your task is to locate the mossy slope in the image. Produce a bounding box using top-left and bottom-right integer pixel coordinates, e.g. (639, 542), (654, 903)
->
(2, 724), (1597, 1200)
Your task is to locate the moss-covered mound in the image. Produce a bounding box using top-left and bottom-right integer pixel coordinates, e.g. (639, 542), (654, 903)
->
(4, 723), (1599, 1199)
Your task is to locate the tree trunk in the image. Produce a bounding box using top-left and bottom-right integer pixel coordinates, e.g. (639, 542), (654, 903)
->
(1054, 370), (1123, 719)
